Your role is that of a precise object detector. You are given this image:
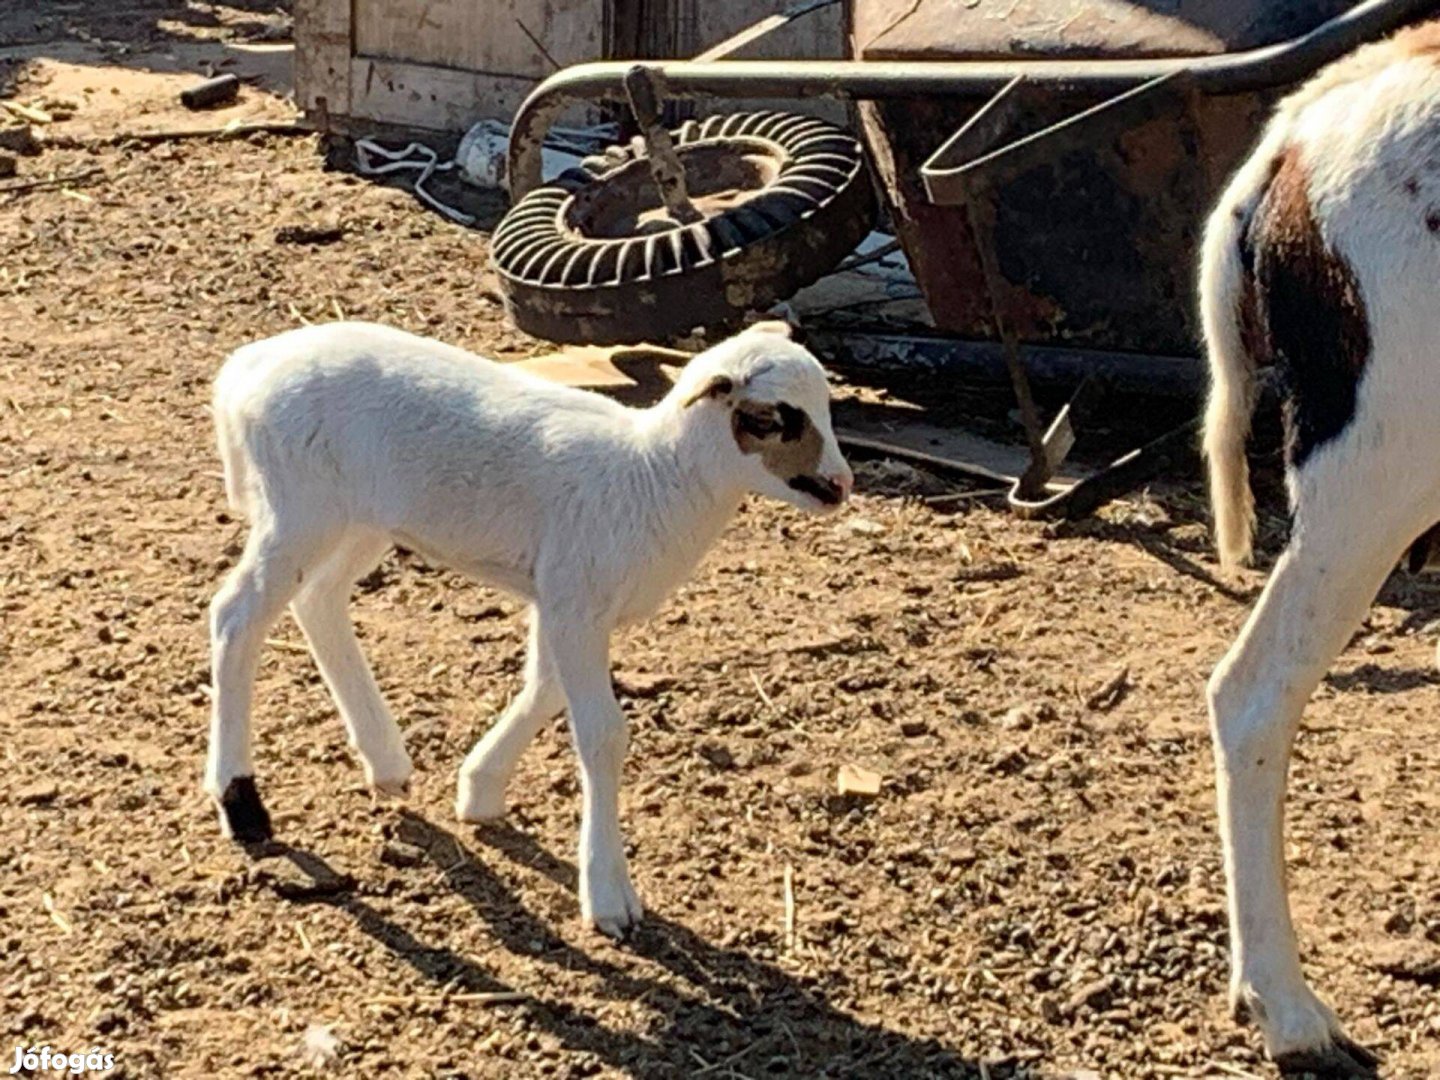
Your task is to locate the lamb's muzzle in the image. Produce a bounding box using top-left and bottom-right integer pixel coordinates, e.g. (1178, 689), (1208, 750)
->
(203, 318), (849, 936)
(789, 472), (848, 506)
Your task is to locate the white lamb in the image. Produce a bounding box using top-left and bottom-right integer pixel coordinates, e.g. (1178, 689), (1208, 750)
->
(204, 319), (852, 935)
(1200, 21), (1440, 1074)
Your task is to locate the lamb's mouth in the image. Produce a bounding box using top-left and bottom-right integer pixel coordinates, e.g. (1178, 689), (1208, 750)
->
(788, 474), (844, 506)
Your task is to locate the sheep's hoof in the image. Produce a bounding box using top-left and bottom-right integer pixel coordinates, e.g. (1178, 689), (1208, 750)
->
(1274, 1036), (1379, 1078)
(455, 772), (508, 822)
(371, 777), (410, 799)
(455, 792), (506, 823)
(219, 776), (273, 844)
(587, 911), (642, 941)
(364, 748), (413, 797)
(583, 877), (644, 940)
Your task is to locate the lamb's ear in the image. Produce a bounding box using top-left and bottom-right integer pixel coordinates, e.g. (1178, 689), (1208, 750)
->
(746, 319), (793, 339)
(680, 374), (734, 408)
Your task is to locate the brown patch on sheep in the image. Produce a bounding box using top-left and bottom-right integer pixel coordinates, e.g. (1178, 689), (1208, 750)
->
(1243, 145), (1372, 468)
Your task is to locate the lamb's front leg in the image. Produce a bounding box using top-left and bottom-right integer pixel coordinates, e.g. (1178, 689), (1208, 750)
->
(456, 609), (565, 821)
(545, 618), (642, 937)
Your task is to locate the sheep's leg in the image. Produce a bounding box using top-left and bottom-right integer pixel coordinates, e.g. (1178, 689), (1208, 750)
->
(290, 531), (412, 794)
(456, 609), (564, 821)
(205, 520), (337, 842)
(545, 619), (642, 937)
(1209, 490), (1409, 1073)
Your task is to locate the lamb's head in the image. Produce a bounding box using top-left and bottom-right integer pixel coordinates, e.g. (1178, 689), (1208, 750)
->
(672, 322), (853, 513)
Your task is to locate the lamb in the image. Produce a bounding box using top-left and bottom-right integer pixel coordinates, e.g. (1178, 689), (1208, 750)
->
(204, 319), (852, 935)
(1200, 22), (1440, 1073)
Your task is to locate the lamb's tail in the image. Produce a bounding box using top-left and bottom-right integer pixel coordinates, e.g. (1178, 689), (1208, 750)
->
(1199, 129), (1285, 571)
(212, 348), (256, 517)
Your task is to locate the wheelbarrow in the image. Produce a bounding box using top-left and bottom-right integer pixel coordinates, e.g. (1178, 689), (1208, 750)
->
(493, 0), (1440, 519)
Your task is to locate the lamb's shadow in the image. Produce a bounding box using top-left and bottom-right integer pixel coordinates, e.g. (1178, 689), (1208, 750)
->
(271, 815), (988, 1078)
(1325, 664), (1440, 696)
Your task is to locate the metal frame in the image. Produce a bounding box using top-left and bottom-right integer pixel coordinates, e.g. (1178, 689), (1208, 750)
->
(503, 0), (1440, 518)
(508, 0), (1439, 199)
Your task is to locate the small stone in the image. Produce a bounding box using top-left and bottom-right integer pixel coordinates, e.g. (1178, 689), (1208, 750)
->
(843, 517), (886, 537)
(92, 1008), (127, 1034)
(17, 781), (59, 806)
(836, 763), (882, 797)
(378, 842), (422, 869)
(1066, 975), (1117, 1014)
(1383, 910), (1412, 935)
(698, 743), (735, 770)
(612, 671), (676, 699)
(1371, 939), (1440, 983)
(989, 747), (1027, 775)
(999, 702), (1057, 731)
(0, 126), (39, 155)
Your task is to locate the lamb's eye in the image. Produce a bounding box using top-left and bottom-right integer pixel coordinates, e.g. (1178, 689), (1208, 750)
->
(776, 403), (807, 443)
(736, 408), (781, 438)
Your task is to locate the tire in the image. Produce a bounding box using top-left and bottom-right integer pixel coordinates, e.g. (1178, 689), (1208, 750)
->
(492, 111), (877, 345)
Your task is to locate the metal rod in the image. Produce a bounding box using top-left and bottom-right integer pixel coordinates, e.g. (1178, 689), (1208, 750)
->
(804, 329), (1206, 399)
(922, 70), (1189, 203)
(623, 65), (703, 226)
(509, 0), (1440, 198)
(959, 184), (1050, 499)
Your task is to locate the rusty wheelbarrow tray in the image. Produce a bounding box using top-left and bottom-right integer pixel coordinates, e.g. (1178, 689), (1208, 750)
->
(504, 0), (1440, 519)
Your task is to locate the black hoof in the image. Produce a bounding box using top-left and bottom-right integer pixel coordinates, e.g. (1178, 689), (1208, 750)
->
(220, 777), (273, 844)
(1276, 1036), (1380, 1078)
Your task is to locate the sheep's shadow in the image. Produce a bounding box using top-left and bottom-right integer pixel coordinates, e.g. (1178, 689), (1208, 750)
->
(1325, 664), (1440, 696)
(267, 815), (988, 1078)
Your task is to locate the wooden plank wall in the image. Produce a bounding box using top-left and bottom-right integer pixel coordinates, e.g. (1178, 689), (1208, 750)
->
(296, 0), (847, 133)
(353, 0), (604, 75)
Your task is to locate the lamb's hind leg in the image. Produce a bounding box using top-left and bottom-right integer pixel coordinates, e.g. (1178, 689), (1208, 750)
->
(206, 520), (339, 842)
(289, 530), (412, 793)
(1209, 474), (1421, 1073)
(456, 609), (564, 821)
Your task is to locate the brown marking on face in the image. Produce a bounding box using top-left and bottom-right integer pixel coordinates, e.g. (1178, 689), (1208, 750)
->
(1243, 144), (1372, 468)
(731, 399), (824, 480)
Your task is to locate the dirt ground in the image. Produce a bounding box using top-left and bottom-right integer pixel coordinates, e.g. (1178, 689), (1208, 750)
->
(6, 5), (1440, 1080)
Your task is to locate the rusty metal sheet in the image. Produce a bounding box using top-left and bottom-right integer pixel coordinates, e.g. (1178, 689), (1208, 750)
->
(846, 1), (1356, 354)
(853, 0), (1356, 61)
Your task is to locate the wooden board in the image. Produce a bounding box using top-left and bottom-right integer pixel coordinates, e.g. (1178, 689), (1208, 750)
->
(346, 59), (542, 131)
(296, 0), (848, 133)
(353, 0), (605, 77)
(294, 0), (350, 121)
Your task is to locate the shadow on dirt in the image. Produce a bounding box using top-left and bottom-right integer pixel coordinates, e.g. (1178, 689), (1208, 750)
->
(0, 0), (292, 105)
(1325, 664), (1440, 696)
(0, 0), (290, 56)
(267, 814), (996, 1079)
